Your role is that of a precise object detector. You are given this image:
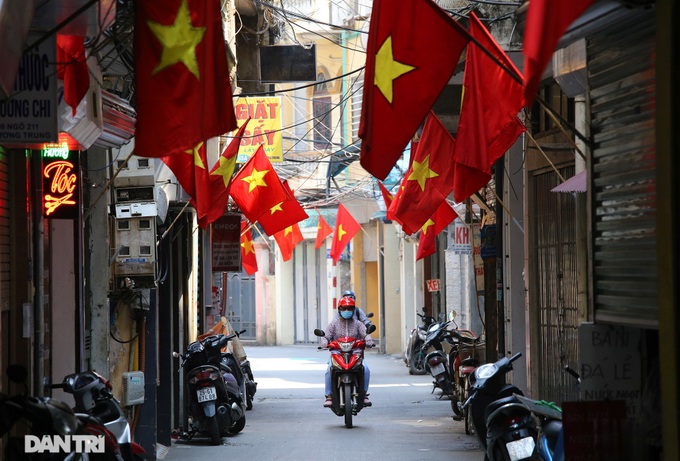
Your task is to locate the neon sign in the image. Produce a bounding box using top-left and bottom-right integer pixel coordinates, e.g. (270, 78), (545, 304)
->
(41, 141), (79, 219)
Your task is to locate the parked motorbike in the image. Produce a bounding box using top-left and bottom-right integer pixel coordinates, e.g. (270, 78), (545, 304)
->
(314, 328), (373, 428)
(403, 307), (435, 375)
(47, 371), (145, 461)
(240, 358), (257, 411)
(463, 352), (538, 461)
(1, 364), (120, 460)
(174, 331), (247, 445)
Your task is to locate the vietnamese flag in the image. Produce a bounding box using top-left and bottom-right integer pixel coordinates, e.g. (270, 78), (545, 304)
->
(229, 145), (289, 224)
(358, 0), (469, 180)
(388, 112), (456, 235)
(416, 201), (456, 261)
(240, 221), (258, 275)
(196, 120), (251, 228)
(315, 213), (333, 250)
(134, 0), (237, 157)
(377, 181), (395, 210)
(257, 181), (309, 237)
(523, 0), (593, 106)
(57, 35), (89, 116)
(274, 223), (304, 262)
(452, 13), (525, 203)
(329, 204), (361, 263)
(162, 141), (211, 223)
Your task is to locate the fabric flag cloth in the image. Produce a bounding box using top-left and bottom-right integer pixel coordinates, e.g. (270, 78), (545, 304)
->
(161, 141), (212, 222)
(274, 223), (304, 262)
(377, 181), (395, 210)
(257, 180), (309, 237)
(388, 112), (456, 235)
(416, 201), (456, 261)
(229, 145), (289, 224)
(522, 0), (593, 106)
(452, 13), (526, 203)
(134, 0), (237, 157)
(56, 35), (89, 116)
(315, 213), (333, 250)
(329, 204), (361, 263)
(358, 0), (470, 180)
(196, 120), (251, 228)
(240, 221), (258, 275)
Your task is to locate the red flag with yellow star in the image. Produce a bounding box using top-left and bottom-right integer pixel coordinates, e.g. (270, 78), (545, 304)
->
(229, 145), (288, 224)
(416, 201), (456, 261)
(330, 204), (361, 263)
(196, 119), (251, 228)
(240, 221), (258, 275)
(358, 0), (469, 180)
(273, 223), (304, 262)
(453, 13), (525, 203)
(377, 181), (395, 210)
(134, 0), (237, 157)
(315, 213), (333, 250)
(388, 112), (456, 235)
(161, 141), (212, 223)
(257, 180), (309, 237)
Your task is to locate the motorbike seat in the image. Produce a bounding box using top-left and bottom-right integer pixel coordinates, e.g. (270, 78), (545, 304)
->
(484, 395), (523, 422)
(459, 365), (477, 376)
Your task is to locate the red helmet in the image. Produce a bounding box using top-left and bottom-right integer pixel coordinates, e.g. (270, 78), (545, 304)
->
(338, 297), (355, 308)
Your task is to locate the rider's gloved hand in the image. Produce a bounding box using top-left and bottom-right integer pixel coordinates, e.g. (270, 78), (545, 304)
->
(320, 338), (329, 348)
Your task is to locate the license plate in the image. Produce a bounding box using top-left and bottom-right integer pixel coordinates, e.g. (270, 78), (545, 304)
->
(506, 436), (536, 461)
(197, 387), (217, 403)
(430, 363), (446, 376)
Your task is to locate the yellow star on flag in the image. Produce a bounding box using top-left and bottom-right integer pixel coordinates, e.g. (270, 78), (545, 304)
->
(241, 237), (255, 254)
(374, 36), (416, 104)
(421, 218), (435, 234)
(211, 156), (236, 188)
(148, 0), (206, 78)
(408, 154), (439, 191)
(185, 142), (206, 169)
(240, 167), (269, 192)
(284, 226), (293, 236)
(269, 202), (284, 214)
(337, 224), (347, 241)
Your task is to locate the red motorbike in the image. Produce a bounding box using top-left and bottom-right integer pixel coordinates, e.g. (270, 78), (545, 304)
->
(314, 328), (372, 428)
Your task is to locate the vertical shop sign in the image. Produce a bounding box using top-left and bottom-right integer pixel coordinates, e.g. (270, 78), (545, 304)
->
(0, 34), (58, 144)
(233, 97), (283, 163)
(212, 214), (242, 272)
(41, 139), (79, 219)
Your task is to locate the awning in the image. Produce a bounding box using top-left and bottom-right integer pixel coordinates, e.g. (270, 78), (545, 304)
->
(551, 170), (587, 193)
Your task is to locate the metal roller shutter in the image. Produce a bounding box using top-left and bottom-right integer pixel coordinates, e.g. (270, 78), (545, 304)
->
(588, 10), (657, 328)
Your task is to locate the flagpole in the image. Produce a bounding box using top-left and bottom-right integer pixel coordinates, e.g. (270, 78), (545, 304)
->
(535, 96), (588, 160)
(526, 131), (567, 183)
(157, 202), (191, 245)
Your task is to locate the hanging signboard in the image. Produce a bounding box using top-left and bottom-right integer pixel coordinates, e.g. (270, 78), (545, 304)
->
(212, 214), (242, 272)
(233, 97), (283, 163)
(0, 34), (58, 144)
(41, 135), (80, 219)
(426, 279), (441, 292)
(451, 220), (472, 254)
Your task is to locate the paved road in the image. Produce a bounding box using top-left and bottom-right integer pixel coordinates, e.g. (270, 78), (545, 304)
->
(160, 344), (485, 461)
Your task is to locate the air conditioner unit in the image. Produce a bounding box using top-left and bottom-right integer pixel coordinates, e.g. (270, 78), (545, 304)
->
(122, 371), (145, 406)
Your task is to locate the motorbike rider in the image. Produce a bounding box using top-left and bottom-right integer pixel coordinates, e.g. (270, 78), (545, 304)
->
(335, 290), (375, 333)
(321, 296), (374, 408)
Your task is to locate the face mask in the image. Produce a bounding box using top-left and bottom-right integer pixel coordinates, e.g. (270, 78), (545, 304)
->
(340, 310), (354, 320)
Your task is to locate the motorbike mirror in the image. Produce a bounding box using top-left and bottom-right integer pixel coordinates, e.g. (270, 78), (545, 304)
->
(172, 351), (180, 358)
(313, 329), (325, 337)
(366, 324), (377, 335)
(448, 311), (457, 320)
(366, 312), (374, 318)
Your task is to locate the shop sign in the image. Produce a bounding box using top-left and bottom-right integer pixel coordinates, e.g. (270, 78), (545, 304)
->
(233, 97), (283, 163)
(426, 279), (441, 292)
(41, 137), (79, 219)
(212, 214), (242, 272)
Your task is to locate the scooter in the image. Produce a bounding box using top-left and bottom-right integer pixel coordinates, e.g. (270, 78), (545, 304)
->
(463, 353), (538, 461)
(403, 307), (435, 375)
(47, 371), (146, 461)
(174, 331), (246, 445)
(1, 364), (120, 460)
(314, 328), (373, 428)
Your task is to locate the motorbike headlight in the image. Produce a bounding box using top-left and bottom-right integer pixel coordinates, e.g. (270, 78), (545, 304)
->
(338, 341), (353, 352)
(475, 364), (497, 379)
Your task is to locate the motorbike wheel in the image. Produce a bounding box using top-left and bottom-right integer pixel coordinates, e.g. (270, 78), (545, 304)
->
(246, 387), (254, 411)
(409, 350), (427, 375)
(208, 415), (221, 445)
(343, 383), (353, 429)
(228, 415), (246, 434)
(464, 407), (472, 435)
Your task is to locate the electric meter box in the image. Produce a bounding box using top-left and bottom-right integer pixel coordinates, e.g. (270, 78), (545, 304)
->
(122, 371), (145, 406)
